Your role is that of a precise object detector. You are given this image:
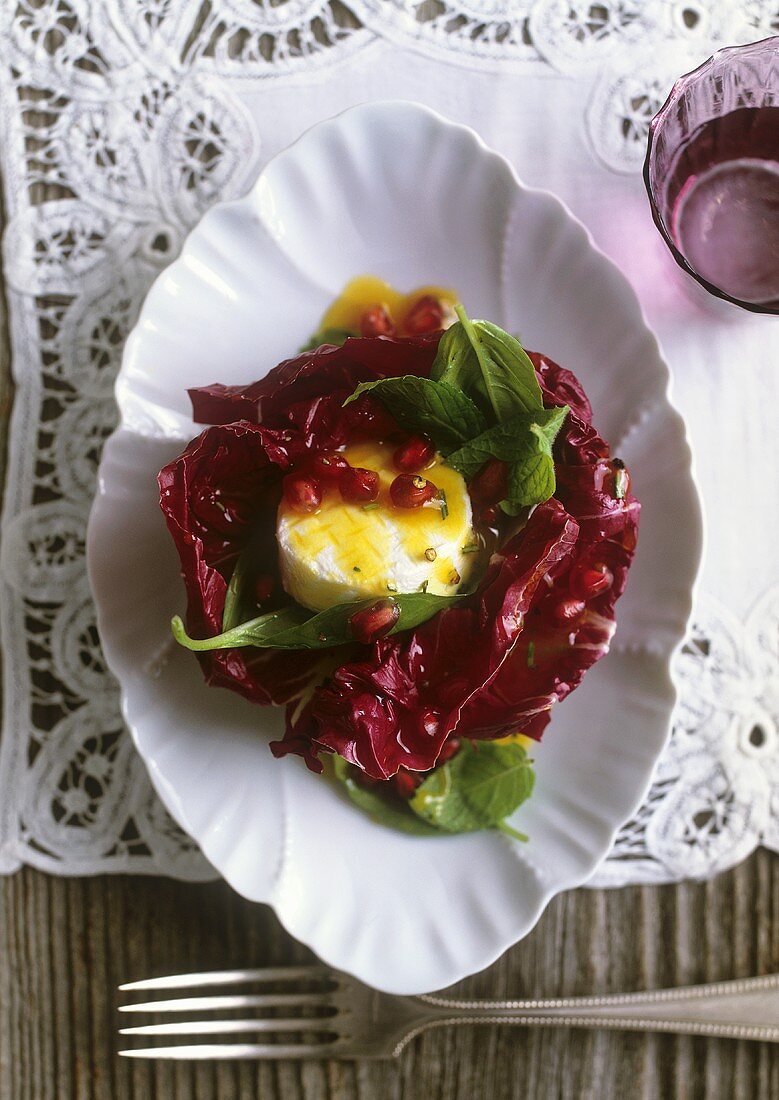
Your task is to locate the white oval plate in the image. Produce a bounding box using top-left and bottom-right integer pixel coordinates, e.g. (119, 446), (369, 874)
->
(88, 102), (703, 994)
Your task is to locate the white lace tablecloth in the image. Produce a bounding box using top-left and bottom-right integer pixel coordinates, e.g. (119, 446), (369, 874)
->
(0, 0), (777, 886)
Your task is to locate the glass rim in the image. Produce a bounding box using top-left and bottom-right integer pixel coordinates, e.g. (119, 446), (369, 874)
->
(643, 35), (779, 316)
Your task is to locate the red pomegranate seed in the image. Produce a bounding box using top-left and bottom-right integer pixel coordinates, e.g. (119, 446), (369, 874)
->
(393, 434), (435, 472)
(390, 473), (438, 508)
(283, 473), (322, 514)
(339, 466), (380, 503)
(437, 736), (461, 763)
(570, 561), (613, 600)
(360, 305), (396, 338)
(393, 769), (420, 799)
(553, 597), (586, 623)
(309, 449), (349, 482)
(480, 504), (500, 525)
(469, 459), (509, 504)
(254, 574), (275, 604)
(418, 708), (440, 739)
(404, 294), (445, 335)
(344, 394), (399, 439)
(348, 597), (400, 644)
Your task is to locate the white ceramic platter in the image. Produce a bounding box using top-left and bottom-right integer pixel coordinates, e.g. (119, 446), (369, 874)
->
(88, 101), (703, 994)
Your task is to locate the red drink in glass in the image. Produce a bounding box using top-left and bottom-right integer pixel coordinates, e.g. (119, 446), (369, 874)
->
(645, 39), (779, 314)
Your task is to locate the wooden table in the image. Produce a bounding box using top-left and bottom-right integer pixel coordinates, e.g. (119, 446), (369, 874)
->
(0, 241), (777, 1100)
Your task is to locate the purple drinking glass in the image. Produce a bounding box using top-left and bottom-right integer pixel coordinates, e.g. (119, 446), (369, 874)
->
(644, 37), (779, 315)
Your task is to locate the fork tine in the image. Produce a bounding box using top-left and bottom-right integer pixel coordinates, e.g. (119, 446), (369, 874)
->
(119, 992), (337, 1014)
(119, 967), (332, 992)
(119, 1018), (340, 1037)
(119, 1042), (344, 1060)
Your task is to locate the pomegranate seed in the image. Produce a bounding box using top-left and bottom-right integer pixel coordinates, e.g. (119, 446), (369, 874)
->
(339, 466), (380, 503)
(553, 597), (586, 623)
(570, 561), (613, 600)
(390, 473), (438, 508)
(283, 473), (322, 514)
(404, 294), (445, 335)
(393, 434), (435, 472)
(309, 449), (349, 482)
(254, 574), (275, 604)
(480, 504), (500, 525)
(344, 394), (399, 439)
(393, 769), (419, 799)
(360, 305), (396, 337)
(348, 597), (400, 644)
(469, 459), (509, 504)
(437, 736), (461, 763)
(418, 708), (440, 739)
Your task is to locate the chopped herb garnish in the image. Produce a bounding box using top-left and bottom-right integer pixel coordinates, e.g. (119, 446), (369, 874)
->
(353, 566), (361, 572)
(362, 502), (380, 512)
(420, 580), (429, 593)
(461, 543), (479, 554)
(438, 488), (449, 520)
(527, 640), (536, 668)
(614, 464), (629, 500)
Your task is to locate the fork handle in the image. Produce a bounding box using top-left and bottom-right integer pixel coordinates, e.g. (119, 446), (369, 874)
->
(415, 974), (779, 1043)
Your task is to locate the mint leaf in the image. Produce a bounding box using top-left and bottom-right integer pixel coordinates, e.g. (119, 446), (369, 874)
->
(343, 375), (486, 452)
(502, 451), (555, 514)
(172, 590), (468, 653)
(300, 326), (357, 352)
(430, 307), (544, 421)
(446, 406), (569, 479)
(446, 405), (568, 512)
(409, 740), (534, 837)
(331, 757), (441, 836)
(221, 549), (254, 631)
(477, 320), (545, 417)
(429, 320), (479, 391)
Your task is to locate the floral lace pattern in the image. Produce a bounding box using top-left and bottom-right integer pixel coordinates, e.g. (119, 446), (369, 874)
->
(0, 1), (776, 885)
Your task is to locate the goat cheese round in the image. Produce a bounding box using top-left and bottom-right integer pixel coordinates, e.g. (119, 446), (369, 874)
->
(277, 441), (477, 613)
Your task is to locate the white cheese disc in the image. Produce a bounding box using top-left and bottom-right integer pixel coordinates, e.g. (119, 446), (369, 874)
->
(277, 440), (477, 613)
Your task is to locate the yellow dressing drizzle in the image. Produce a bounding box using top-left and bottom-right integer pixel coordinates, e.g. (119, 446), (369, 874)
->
(319, 276), (459, 336)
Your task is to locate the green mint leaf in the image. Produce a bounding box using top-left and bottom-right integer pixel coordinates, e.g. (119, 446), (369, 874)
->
(330, 756), (441, 836)
(409, 741), (534, 836)
(221, 549), (253, 632)
(299, 326), (357, 352)
(446, 404), (568, 513)
(429, 319), (478, 390)
(475, 319), (545, 417)
(172, 590), (469, 653)
(446, 406), (569, 479)
(430, 307), (545, 422)
(502, 451), (556, 512)
(343, 375), (486, 453)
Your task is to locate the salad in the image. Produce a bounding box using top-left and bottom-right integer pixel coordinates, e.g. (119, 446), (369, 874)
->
(159, 279), (639, 840)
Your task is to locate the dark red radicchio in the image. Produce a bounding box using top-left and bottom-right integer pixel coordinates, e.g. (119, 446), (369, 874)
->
(159, 335), (639, 782)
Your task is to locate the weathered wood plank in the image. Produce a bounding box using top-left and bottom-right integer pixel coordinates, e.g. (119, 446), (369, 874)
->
(1, 857), (778, 1100)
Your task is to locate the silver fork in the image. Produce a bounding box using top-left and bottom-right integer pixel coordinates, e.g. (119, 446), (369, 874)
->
(118, 967), (779, 1058)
